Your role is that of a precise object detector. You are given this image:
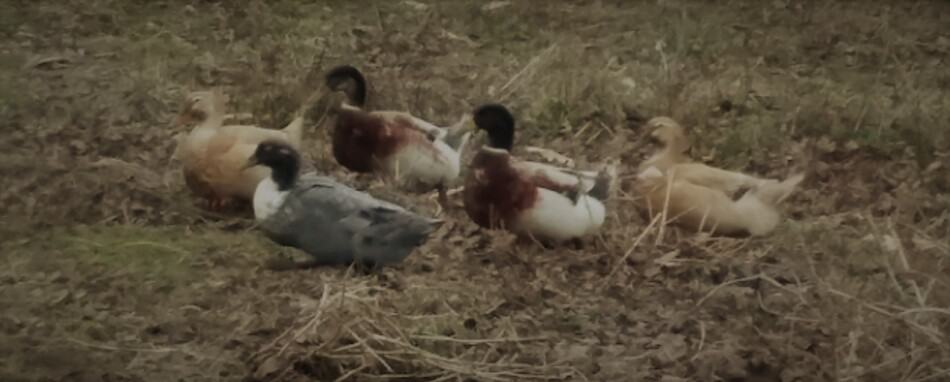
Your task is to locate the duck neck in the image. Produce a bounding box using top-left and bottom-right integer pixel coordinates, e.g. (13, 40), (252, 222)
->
(667, 145), (689, 163)
(204, 113), (226, 127)
(486, 126), (514, 151)
(350, 72), (367, 108)
(269, 157), (300, 191)
(327, 66), (368, 107)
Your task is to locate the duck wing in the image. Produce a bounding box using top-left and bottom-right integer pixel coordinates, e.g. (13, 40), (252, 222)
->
(666, 163), (766, 196)
(259, 194), (357, 266)
(220, 125), (294, 146)
(512, 160), (599, 194)
(374, 111), (459, 143)
(296, 173), (406, 212)
(261, 173), (435, 268)
(340, 206), (440, 268)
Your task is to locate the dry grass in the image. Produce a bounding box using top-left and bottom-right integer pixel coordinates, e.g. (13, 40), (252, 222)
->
(1, 0), (949, 381)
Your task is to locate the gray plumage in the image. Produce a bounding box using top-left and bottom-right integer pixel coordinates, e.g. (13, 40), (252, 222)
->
(260, 173), (440, 269)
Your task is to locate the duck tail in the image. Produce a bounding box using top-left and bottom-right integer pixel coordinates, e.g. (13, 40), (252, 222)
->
(733, 192), (782, 236)
(753, 172), (805, 206)
(326, 65), (368, 108)
(444, 114), (473, 151)
(351, 208), (440, 268)
(588, 160), (619, 201)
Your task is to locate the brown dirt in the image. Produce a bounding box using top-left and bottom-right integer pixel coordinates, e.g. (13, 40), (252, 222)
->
(2, 0), (949, 381)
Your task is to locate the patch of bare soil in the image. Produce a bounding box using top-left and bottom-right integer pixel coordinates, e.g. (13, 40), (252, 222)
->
(2, 0), (949, 381)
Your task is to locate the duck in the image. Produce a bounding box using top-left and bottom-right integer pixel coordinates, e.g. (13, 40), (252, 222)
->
(324, 65), (472, 208)
(175, 89), (304, 210)
(639, 116), (770, 197)
(462, 103), (617, 243)
(638, 116), (691, 174)
(635, 165), (804, 236)
(246, 140), (441, 269)
(634, 116), (804, 236)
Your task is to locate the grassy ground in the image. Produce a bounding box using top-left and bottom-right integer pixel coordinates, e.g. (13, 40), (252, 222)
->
(2, 0), (949, 381)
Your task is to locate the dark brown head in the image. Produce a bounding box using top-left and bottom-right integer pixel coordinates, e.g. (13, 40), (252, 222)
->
(473, 103), (515, 151)
(326, 65), (368, 108)
(246, 141), (301, 190)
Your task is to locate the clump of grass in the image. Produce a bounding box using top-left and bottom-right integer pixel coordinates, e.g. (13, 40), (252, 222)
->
(249, 279), (578, 381)
(25, 225), (274, 281)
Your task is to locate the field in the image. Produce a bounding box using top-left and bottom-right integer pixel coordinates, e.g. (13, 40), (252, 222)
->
(2, 0), (949, 381)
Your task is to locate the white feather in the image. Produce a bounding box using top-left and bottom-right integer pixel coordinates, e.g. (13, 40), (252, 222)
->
(253, 177), (288, 221)
(513, 190), (606, 241)
(408, 116), (448, 140)
(733, 192), (781, 236)
(513, 161), (598, 192)
(386, 139), (461, 190)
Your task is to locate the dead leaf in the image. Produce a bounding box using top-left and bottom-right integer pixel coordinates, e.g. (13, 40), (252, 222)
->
(523, 146), (575, 167)
(25, 55), (72, 70)
(651, 333), (687, 365)
(653, 250), (681, 267)
(483, 1), (511, 11)
(403, 0), (428, 11)
(254, 355), (285, 378)
(912, 234), (942, 252)
(816, 136), (836, 153)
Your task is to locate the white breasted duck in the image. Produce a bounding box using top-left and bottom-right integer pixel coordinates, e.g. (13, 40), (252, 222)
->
(463, 104), (616, 243)
(246, 140), (441, 269)
(324, 65), (472, 207)
(635, 166), (804, 237)
(175, 89), (304, 210)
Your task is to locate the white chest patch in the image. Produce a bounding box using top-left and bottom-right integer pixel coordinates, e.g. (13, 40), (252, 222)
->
(253, 178), (289, 221)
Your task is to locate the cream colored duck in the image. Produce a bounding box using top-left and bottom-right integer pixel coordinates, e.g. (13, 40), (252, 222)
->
(639, 116), (771, 197)
(463, 104), (617, 243)
(635, 116), (804, 236)
(175, 90), (304, 210)
(636, 166), (804, 236)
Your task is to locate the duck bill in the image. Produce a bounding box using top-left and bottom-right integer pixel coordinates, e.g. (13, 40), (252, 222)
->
(174, 112), (191, 126)
(175, 106), (200, 127)
(242, 156), (260, 170)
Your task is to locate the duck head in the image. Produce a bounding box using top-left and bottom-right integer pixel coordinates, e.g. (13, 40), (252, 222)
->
(176, 90), (228, 126)
(325, 65), (368, 108)
(245, 141), (301, 191)
(473, 103), (515, 151)
(646, 116), (689, 153)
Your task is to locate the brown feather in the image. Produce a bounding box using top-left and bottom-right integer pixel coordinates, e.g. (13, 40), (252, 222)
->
(332, 109), (443, 173)
(463, 150), (538, 229)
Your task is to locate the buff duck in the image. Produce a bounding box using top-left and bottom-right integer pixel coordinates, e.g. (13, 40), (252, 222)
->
(639, 116), (772, 197)
(463, 103), (617, 243)
(635, 116), (804, 236)
(175, 89), (304, 210)
(635, 165), (804, 236)
(246, 141), (440, 269)
(324, 65), (472, 208)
